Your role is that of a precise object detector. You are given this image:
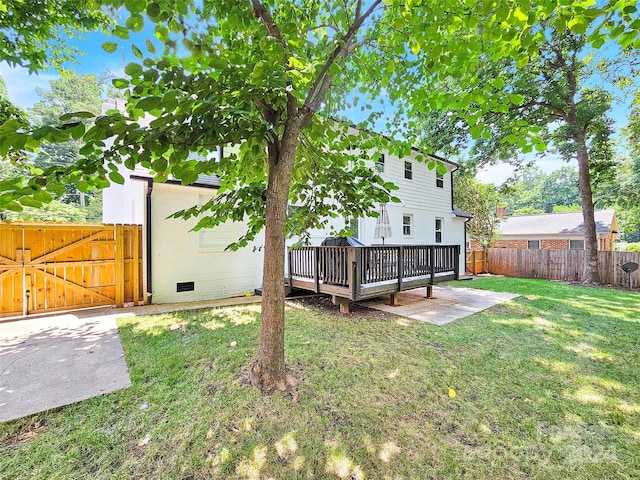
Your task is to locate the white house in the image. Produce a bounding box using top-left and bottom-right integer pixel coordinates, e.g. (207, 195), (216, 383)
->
(103, 109), (468, 304)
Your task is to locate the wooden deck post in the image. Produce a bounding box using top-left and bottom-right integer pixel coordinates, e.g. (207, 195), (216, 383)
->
(115, 224), (125, 308)
(390, 292), (399, 306)
(332, 295), (350, 314)
(425, 285), (433, 299)
(397, 246), (404, 292)
(454, 245), (460, 280)
(430, 246), (436, 285)
(314, 246), (320, 293)
(348, 247), (361, 301)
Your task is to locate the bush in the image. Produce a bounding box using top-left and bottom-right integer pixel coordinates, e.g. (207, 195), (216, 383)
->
(626, 243), (640, 252)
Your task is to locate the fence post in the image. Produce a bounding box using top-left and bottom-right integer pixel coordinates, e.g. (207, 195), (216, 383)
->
(132, 226), (140, 305)
(115, 224), (125, 308)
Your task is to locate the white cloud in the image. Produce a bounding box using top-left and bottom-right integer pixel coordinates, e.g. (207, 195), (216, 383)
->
(0, 63), (58, 110)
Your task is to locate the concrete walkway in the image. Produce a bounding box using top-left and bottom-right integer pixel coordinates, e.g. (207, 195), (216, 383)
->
(361, 285), (518, 325)
(0, 296), (261, 423)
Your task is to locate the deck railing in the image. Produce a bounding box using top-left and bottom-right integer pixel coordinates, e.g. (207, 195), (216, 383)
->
(288, 244), (460, 300)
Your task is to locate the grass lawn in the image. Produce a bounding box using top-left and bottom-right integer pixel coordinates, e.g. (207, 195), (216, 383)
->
(1, 277), (639, 479)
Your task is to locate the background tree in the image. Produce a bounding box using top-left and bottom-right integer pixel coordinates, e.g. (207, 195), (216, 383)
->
(454, 171), (502, 250)
(1, 1), (639, 392)
(417, 26), (636, 283)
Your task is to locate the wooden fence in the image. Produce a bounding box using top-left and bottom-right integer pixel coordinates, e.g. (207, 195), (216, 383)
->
(487, 248), (640, 289)
(466, 249), (487, 274)
(0, 222), (144, 318)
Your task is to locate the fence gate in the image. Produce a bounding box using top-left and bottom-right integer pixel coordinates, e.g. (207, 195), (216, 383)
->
(0, 223), (143, 318)
(466, 249), (487, 275)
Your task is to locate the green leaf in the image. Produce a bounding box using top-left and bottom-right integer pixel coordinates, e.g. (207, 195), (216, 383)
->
(145, 39), (156, 54)
(124, 62), (143, 78)
(146, 2), (160, 18)
(109, 171), (125, 184)
(112, 78), (130, 89)
(154, 25), (169, 42)
(113, 26), (130, 39)
(4, 201), (23, 212)
(509, 94), (525, 105)
(132, 44), (144, 59)
(137, 96), (162, 111)
(59, 111), (96, 120)
(125, 0), (145, 13)
(102, 42), (118, 53)
(19, 197), (42, 208)
(33, 190), (53, 203)
(152, 157), (168, 172)
(126, 13), (144, 32)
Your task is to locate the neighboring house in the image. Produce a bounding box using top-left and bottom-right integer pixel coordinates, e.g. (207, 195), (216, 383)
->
(103, 103), (468, 304)
(486, 209), (619, 251)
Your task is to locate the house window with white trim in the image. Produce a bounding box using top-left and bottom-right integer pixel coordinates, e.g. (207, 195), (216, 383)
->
(404, 161), (412, 179)
(375, 154), (385, 173)
(436, 172), (444, 188)
(569, 239), (584, 250)
(403, 215), (412, 236)
(435, 217), (443, 243)
(349, 217), (359, 239)
(527, 240), (540, 249)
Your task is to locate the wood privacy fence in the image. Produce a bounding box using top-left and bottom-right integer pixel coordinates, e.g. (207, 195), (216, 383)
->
(0, 222), (143, 318)
(487, 248), (640, 289)
(466, 249), (487, 275)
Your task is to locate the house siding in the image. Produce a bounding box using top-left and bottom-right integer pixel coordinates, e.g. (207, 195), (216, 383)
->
(150, 183), (264, 304)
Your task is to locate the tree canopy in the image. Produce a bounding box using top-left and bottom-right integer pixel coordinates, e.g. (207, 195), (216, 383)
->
(0, 0), (109, 72)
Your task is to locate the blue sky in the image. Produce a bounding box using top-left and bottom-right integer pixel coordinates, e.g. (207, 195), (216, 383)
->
(1, 22), (634, 186)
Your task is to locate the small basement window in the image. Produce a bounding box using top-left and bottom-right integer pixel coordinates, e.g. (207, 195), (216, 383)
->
(569, 239), (584, 250)
(527, 240), (540, 249)
(404, 161), (412, 179)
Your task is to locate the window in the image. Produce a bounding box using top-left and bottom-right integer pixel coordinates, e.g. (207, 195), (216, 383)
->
(436, 172), (444, 188)
(404, 161), (412, 179)
(527, 240), (540, 249)
(348, 217), (359, 239)
(403, 215), (412, 236)
(435, 218), (443, 243)
(375, 154), (385, 173)
(569, 239), (584, 250)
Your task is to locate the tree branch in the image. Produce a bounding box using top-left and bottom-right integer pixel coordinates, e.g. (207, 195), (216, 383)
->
(302, 0), (383, 117)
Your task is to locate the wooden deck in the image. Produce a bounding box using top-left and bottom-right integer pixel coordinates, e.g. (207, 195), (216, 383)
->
(288, 245), (460, 311)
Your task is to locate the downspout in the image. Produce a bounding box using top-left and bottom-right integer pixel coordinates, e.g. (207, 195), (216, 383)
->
(448, 163), (465, 276)
(145, 179), (153, 303)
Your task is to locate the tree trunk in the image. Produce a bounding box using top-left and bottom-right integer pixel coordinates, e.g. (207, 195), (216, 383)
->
(249, 121), (302, 392)
(575, 135), (600, 284)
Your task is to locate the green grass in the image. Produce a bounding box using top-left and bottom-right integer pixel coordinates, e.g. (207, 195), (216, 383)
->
(2, 277), (639, 479)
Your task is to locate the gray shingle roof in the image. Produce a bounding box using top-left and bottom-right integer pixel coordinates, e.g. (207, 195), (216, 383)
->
(453, 206), (472, 218)
(499, 210), (616, 235)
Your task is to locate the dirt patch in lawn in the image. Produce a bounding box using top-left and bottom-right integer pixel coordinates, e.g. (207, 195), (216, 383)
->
(287, 294), (396, 320)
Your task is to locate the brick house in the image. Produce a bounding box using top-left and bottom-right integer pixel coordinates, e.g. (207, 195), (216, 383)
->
(475, 209), (620, 251)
